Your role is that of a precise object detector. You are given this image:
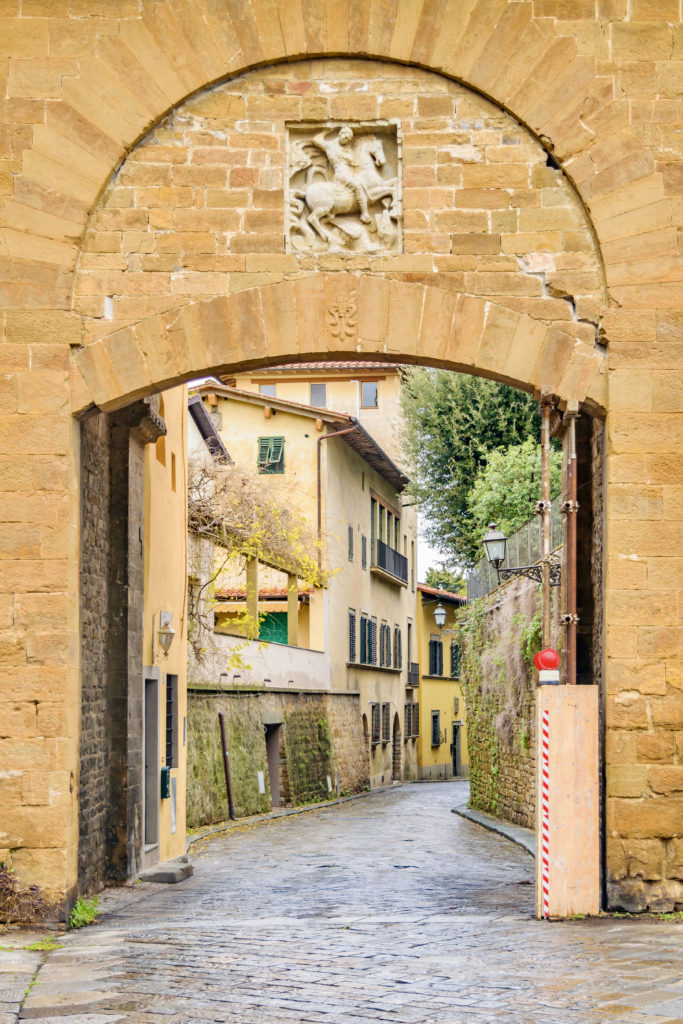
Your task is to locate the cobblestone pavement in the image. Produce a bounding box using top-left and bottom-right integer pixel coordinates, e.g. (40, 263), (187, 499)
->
(8, 782), (683, 1024)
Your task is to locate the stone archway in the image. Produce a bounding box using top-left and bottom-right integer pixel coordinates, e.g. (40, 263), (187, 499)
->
(70, 56), (609, 913)
(1, 3), (680, 917)
(73, 277), (605, 415)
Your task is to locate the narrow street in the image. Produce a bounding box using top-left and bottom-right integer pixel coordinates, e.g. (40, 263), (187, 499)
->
(16, 783), (683, 1024)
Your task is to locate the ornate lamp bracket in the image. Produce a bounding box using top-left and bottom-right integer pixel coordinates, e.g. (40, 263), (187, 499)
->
(497, 559), (562, 588)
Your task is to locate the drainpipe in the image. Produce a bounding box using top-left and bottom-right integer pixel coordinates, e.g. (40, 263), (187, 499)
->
(539, 392), (553, 649)
(564, 404), (579, 685)
(317, 423), (359, 563)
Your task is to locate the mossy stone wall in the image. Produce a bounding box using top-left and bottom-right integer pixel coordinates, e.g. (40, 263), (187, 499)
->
(458, 576), (561, 829)
(187, 692), (270, 825)
(187, 690), (368, 827)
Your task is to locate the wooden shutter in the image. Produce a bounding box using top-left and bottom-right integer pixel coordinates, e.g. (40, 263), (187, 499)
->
(349, 611), (356, 662)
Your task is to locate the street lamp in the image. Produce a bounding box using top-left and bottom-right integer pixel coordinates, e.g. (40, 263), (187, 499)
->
(482, 523), (507, 570)
(482, 523), (561, 587)
(433, 602), (446, 631)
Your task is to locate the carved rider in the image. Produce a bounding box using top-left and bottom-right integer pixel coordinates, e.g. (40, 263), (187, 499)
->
(311, 126), (371, 223)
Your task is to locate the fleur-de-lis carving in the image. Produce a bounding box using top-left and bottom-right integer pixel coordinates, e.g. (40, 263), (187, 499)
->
(328, 298), (357, 341)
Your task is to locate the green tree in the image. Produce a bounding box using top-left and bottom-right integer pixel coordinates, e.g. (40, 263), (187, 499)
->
(468, 438), (562, 540)
(424, 566), (465, 595)
(401, 369), (540, 567)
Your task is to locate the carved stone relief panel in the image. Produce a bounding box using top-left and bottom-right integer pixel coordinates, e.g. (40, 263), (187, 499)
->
(286, 121), (402, 255)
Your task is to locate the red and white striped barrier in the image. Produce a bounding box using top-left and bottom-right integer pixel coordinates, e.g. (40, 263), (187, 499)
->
(540, 708), (550, 918)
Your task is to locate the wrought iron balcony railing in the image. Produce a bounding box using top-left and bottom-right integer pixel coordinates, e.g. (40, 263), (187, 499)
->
(373, 538), (408, 584)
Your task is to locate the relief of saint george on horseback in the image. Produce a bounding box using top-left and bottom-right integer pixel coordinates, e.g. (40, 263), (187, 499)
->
(288, 124), (400, 251)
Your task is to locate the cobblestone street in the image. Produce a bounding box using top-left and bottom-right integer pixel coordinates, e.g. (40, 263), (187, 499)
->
(8, 783), (683, 1024)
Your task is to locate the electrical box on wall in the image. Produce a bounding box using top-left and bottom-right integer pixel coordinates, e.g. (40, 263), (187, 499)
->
(160, 765), (171, 799)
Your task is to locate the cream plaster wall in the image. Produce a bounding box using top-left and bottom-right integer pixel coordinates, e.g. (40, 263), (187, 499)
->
(143, 384), (188, 864)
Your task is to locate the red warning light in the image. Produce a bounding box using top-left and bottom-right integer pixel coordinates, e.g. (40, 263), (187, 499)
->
(534, 647), (561, 671)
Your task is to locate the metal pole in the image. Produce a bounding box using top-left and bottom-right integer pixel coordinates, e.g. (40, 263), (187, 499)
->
(218, 711), (237, 821)
(565, 407), (579, 685)
(540, 393), (553, 649)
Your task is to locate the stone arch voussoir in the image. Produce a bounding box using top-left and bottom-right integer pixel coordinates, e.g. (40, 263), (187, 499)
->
(73, 275), (606, 416)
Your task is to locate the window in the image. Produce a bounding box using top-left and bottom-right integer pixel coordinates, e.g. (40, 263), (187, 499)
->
(310, 382), (326, 407)
(358, 615), (377, 666)
(404, 703), (412, 739)
(259, 383), (276, 397)
(429, 636), (443, 676)
(450, 641), (462, 678)
(349, 610), (356, 662)
(394, 626), (402, 669)
(382, 702), (390, 744)
(371, 703), (381, 745)
(361, 534), (367, 570)
(348, 525), (354, 562)
(165, 674), (178, 768)
(370, 498), (376, 558)
(412, 703), (419, 737)
(431, 710), (441, 747)
(369, 493), (407, 583)
(361, 381), (378, 408)
(258, 612), (288, 643)
(257, 436), (285, 474)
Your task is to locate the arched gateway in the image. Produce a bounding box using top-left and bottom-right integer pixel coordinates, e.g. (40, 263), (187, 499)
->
(1, 3), (681, 919)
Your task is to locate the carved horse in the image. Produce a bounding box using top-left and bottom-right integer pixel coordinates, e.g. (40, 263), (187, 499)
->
(290, 136), (398, 246)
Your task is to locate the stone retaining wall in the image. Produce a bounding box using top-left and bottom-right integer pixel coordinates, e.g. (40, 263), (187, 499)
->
(187, 688), (368, 826)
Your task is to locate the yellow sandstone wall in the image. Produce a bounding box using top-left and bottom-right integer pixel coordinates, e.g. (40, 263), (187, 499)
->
(0, 1), (680, 913)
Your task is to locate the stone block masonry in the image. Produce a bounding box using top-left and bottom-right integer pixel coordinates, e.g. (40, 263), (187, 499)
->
(0, 0), (682, 913)
(187, 688), (368, 827)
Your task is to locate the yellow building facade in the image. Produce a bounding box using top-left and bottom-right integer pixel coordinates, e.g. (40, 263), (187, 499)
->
(142, 386), (188, 867)
(193, 382), (419, 788)
(416, 585), (469, 781)
(226, 363), (405, 466)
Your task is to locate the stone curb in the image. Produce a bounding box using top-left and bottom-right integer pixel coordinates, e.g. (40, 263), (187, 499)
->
(187, 784), (398, 851)
(452, 805), (536, 858)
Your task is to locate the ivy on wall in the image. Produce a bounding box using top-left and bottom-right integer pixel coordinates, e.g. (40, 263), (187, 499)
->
(456, 576), (559, 828)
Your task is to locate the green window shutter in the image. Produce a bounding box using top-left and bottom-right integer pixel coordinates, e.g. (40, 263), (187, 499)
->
(360, 616), (367, 664)
(258, 611), (288, 644)
(269, 436), (284, 464)
(257, 437), (271, 467)
(257, 436), (285, 473)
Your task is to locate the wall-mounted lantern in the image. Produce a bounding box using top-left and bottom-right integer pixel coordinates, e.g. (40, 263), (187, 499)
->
(157, 611), (176, 657)
(433, 602), (446, 631)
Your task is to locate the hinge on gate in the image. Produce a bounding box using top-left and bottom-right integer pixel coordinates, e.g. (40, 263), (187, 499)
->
(534, 499), (553, 515)
(559, 613), (579, 626)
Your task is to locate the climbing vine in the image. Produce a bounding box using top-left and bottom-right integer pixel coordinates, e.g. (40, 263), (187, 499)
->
(456, 577), (560, 828)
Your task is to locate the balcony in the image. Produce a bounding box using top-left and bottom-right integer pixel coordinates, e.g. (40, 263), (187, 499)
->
(371, 538), (408, 586)
(407, 663), (419, 688)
